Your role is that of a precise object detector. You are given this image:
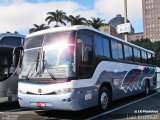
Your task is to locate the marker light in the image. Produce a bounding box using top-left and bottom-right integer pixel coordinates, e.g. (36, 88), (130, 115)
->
(19, 89), (27, 94)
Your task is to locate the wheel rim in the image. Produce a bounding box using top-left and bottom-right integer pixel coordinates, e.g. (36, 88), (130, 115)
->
(100, 92), (108, 110)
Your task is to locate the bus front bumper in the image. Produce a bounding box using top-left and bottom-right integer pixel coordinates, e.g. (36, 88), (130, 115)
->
(18, 92), (81, 111)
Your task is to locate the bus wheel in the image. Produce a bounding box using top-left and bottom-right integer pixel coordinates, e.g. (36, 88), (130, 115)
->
(145, 81), (150, 95)
(98, 86), (110, 111)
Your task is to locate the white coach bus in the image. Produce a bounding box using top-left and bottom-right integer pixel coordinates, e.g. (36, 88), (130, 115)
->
(18, 26), (157, 111)
(0, 33), (25, 103)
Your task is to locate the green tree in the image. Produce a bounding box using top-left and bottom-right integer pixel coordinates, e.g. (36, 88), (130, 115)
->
(131, 38), (153, 51)
(29, 24), (50, 34)
(45, 9), (66, 27)
(66, 15), (87, 25)
(153, 41), (160, 67)
(87, 17), (107, 29)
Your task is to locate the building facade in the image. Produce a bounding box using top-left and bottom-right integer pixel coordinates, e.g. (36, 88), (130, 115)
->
(99, 14), (143, 42)
(99, 26), (124, 40)
(142, 0), (160, 42)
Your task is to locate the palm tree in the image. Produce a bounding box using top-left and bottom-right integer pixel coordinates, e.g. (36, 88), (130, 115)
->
(87, 17), (107, 29)
(66, 15), (87, 25)
(29, 24), (50, 34)
(45, 9), (66, 27)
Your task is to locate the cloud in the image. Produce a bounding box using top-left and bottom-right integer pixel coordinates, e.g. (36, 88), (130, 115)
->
(0, 1), (83, 34)
(0, 0), (143, 35)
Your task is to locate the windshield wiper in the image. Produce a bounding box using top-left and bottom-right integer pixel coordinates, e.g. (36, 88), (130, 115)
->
(22, 51), (40, 80)
(43, 59), (56, 80)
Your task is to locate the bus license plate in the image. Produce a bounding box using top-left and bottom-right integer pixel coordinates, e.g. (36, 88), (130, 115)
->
(36, 102), (46, 107)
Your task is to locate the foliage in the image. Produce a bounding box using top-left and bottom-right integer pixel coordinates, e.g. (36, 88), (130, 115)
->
(66, 15), (87, 25)
(131, 38), (160, 67)
(45, 9), (66, 27)
(87, 17), (108, 29)
(29, 24), (50, 33)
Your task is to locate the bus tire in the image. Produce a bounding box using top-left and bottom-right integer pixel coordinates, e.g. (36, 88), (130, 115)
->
(145, 80), (150, 95)
(98, 86), (110, 111)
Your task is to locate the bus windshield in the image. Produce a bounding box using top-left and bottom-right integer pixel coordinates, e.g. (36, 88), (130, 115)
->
(0, 37), (22, 81)
(19, 31), (76, 80)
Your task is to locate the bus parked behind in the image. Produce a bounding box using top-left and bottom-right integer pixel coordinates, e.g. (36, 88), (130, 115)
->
(0, 33), (25, 103)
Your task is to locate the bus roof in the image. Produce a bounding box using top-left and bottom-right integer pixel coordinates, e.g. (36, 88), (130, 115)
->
(0, 33), (25, 40)
(26, 25), (154, 54)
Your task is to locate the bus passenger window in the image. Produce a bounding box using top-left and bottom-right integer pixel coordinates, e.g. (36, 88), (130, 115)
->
(152, 54), (156, 65)
(94, 35), (103, 57)
(148, 53), (152, 64)
(118, 43), (123, 60)
(134, 48), (141, 63)
(142, 51), (147, 64)
(111, 41), (118, 60)
(103, 38), (110, 59)
(124, 45), (133, 62)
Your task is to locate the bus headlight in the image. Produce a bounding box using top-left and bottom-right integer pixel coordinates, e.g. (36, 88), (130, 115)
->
(19, 90), (27, 94)
(54, 88), (74, 95)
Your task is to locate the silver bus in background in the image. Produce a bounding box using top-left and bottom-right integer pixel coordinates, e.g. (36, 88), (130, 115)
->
(0, 33), (25, 103)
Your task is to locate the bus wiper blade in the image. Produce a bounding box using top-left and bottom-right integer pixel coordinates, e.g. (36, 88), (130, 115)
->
(43, 59), (56, 80)
(25, 50), (40, 80)
(25, 61), (37, 80)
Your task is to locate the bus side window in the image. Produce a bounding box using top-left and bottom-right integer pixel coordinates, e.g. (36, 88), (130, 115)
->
(134, 48), (141, 63)
(77, 33), (93, 78)
(94, 34), (103, 63)
(118, 43), (123, 60)
(103, 38), (110, 59)
(142, 51), (147, 64)
(111, 40), (118, 60)
(148, 53), (152, 65)
(152, 54), (156, 65)
(124, 45), (133, 62)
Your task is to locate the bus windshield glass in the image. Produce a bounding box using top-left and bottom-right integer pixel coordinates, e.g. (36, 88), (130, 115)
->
(19, 31), (76, 80)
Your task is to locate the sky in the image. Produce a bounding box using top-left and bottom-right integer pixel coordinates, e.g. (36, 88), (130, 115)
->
(0, 0), (143, 35)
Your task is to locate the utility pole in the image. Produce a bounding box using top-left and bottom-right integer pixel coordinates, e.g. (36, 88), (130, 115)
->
(124, 0), (128, 41)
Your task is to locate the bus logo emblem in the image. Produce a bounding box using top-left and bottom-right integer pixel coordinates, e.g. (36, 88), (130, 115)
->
(38, 88), (42, 93)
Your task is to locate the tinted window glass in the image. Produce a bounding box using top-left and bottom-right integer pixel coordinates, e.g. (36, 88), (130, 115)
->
(77, 34), (93, 65)
(142, 51), (147, 64)
(124, 45), (129, 61)
(94, 35), (103, 57)
(1, 37), (22, 47)
(111, 41), (118, 59)
(124, 45), (133, 62)
(148, 53), (152, 64)
(128, 47), (133, 61)
(25, 35), (44, 49)
(118, 43), (123, 60)
(103, 38), (110, 58)
(77, 32), (93, 77)
(134, 48), (141, 63)
(152, 54), (156, 65)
